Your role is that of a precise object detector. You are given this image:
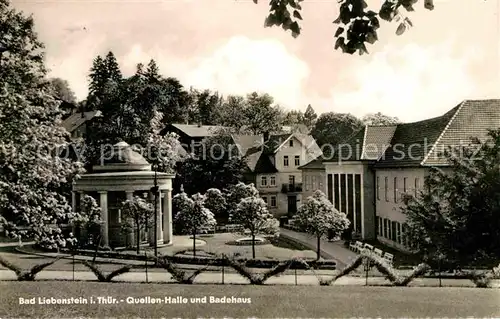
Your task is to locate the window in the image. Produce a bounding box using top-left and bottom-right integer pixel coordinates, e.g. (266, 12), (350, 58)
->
(289, 175), (295, 185)
(283, 156), (289, 167)
(294, 155), (300, 166)
(393, 177), (398, 203)
(384, 177), (389, 202)
(270, 176), (276, 186)
(270, 196), (277, 207)
(305, 176), (311, 191)
(319, 177), (324, 190)
(312, 176), (317, 190)
(387, 219), (392, 240)
(403, 177), (407, 193)
(396, 222), (402, 244)
(376, 176), (380, 200)
(378, 217), (383, 237)
(383, 219), (388, 238)
(289, 139), (294, 147)
(261, 196), (268, 204)
(414, 178), (420, 197)
(261, 176), (267, 187)
(391, 221), (397, 241)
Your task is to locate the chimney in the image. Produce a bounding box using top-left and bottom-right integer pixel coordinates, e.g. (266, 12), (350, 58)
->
(263, 131), (270, 141)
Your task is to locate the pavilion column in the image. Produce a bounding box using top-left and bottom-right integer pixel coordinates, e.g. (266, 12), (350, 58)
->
(125, 191), (134, 247)
(156, 190), (163, 244)
(162, 189), (172, 245)
(99, 191), (109, 247)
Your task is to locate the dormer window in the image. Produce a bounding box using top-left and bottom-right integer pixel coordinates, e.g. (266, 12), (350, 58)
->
(289, 139), (294, 147)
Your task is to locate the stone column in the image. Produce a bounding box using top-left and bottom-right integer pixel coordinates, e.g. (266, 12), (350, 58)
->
(125, 191), (134, 247)
(162, 189), (172, 245)
(156, 189), (163, 244)
(99, 191), (109, 247)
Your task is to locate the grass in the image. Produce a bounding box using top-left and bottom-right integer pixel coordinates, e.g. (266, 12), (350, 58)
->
(158, 233), (317, 260)
(1, 282), (499, 318)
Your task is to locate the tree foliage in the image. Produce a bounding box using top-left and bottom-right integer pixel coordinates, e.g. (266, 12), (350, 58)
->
(311, 112), (364, 147)
(233, 193), (279, 259)
(68, 194), (102, 248)
(254, 0), (437, 55)
(120, 195), (154, 253)
(0, 0), (84, 248)
(402, 129), (500, 268)
(172, 192), (216, 257)
(174, 133), (247, 195)
(294, 190), (350, 259)
(225, 182), (260, 223)
(204, 188), (227, 224)
(84, 57), (182, 172)
(362, 112), (400, 126)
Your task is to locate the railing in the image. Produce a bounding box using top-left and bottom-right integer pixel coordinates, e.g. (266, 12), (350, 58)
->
(281, 183), (303, 193)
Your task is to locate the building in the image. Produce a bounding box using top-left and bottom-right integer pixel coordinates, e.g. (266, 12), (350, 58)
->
(161, 123), (229, 153)
(300, 99), (500, 250)
(61, 110), (102, 140)
(72, 141), (175, 248)
(233, 132), (322, 216)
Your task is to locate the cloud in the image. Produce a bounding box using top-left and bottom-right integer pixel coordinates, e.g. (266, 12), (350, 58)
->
(311, 40), (481, 122)
(181, 36), (310, 108)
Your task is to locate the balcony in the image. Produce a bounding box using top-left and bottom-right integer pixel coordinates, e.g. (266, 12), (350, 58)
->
(281, 183), (303, 193)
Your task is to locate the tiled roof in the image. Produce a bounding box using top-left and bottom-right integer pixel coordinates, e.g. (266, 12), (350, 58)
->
(422, 99), (500, 166)
(298, 157), (324, 169)
(61, 110), (102, 133)
(362, 125), (398, 160)
(375, 106), (460, 168)
(322, 128), (366, 162)
(231, 133), (321, 172)
(168, 124), (229, 137)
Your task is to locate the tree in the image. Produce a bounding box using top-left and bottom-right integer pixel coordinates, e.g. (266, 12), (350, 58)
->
(175, 133), (247, 195)
(204, 188), (227, 224)
(233, 194), (279, 259)
(120, 196), (154, 254)
(311, 112), (364, 147)
(362, 112), (400, 126)
(225, 182), (260, 223)
(172, 192), (216, 257)
(217, 95), (247, 128)
(0, 0), (84, 248)
(46, 78), (77, 103)
(294, 190), (350, 260)
(243, 92), (282, 134)
(84, 59), (182, 171)
(254, 0), (437, 55)
(303, 104), (318, 130)
(68, 194), (102, 249)
(402, 129), (500, 268)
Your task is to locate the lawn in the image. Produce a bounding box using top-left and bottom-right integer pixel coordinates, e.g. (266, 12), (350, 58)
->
(0, 282), (499, 318)
(158, 233), (318, 260)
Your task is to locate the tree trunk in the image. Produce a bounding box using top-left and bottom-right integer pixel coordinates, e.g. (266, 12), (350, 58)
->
(193, 229), (196, 258)
(251, 231), (256, 259)
(316, 235), (321, 260)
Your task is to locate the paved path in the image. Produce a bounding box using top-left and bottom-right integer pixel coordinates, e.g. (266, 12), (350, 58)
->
(279, 228), (358, 268)
(1, 269), (498, 287)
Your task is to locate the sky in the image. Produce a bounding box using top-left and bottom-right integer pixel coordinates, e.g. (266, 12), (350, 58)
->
(12, 0), (500, 122)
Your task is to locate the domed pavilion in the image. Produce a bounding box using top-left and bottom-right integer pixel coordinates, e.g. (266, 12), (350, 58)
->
(72, 141), (175, 248)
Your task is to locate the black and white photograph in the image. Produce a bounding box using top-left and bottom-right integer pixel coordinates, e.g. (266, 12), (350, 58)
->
(0, 0), (500, 317)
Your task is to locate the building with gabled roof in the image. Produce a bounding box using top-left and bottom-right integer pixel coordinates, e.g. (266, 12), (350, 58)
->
(299, 99), (500, 250)
(232, 132), (322, 216)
